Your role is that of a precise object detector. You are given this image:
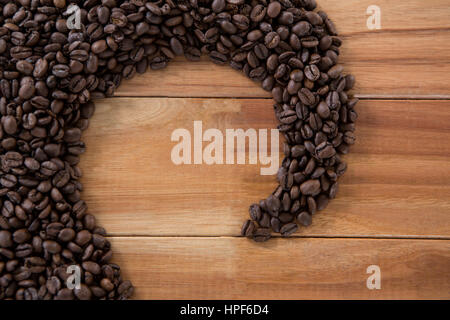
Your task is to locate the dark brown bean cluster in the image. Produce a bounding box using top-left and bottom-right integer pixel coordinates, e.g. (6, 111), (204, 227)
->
(0, 0), (357, 299)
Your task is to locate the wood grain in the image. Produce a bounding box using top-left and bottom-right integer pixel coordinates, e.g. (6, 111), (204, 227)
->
(78, 98), (450, 238)
(115, 0), (450, 98)
(109, 237), (450, 299)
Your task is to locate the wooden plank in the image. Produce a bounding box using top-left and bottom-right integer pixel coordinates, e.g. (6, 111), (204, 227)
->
(78, 98), (450, 237)
(114, 0), (450, 98)
(109, 237), (450, 299)
(317, 0), (450, 34)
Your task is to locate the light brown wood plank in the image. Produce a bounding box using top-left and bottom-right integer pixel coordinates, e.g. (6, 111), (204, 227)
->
(114, 0), (450, 98)
(78, 98), (450, 237)
(109, 237), (450, 299)
(317, 0), (450, 34)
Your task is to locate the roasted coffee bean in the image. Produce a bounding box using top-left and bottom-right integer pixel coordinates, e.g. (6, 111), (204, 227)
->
(13, 229), (31, 244)
(43, 240), (61, 254)
(305, 65), (321, 81)
(241, 220), (256, 237)
(250, 5), (267, 22)
(317, 101), (331, 118)
(58, 228), (75, 242)
(265, 32), (280, 49)
(249, 204), (262, 221)
(265, 195), (281, 217)
(267, 2), (282, 18)
(280, 222), (298, 237)
(316, 194), (330, 211)
(0, 231), (13, 248)
(278, 110), (297, 124)
(316, 142), (336, 159)
(3, 116), (18, 135)
(328, 64), (344, 79)
(74, 284), (92, 300)
(298, 88), (316, 106)
(300, 180), (321, 196)
(253, 228), (271, 242)
(297, 211), (312, 226)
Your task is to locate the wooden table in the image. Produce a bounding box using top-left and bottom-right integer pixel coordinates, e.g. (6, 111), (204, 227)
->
(79, 0), (450, 299)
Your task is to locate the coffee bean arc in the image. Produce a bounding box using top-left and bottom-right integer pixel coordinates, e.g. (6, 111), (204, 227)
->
(0, 0), (357, 300)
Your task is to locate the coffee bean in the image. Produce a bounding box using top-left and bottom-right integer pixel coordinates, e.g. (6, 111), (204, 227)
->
(278, 110), (297, 124)
(297, 211), (312, 226)
(253, 228), (271, 242)
(74, 284), (92, 300)
(13, 229), (31, 244)
(328, 64), (344, 79)
(170, 38), (184, 56)
(241, 220), (256, 237)
(91, 40), (107, 54)
(212, 0), (226, 13)
(75, 230), (92, 247)
(300, 180), (321, 196)
(55, 288), (74, 300)
(63, 128), (82, 143)
(100, 278), (115, 292)
(298, 88), (316, 106)
(46, 276), (61, 295)
(250, 5), (267, 22)
(280, 223), (298, 237)
(292, 21), (312, 37)
(305, 65), (321, 81)
(3, 116), (18, 135)
(82, 261), (101, 275)
(58, 228), (76, 242)
(317, 101), (331, 118)
(265, 195), (281, 217)
(316, 142), (336, 159)
(307, 196), (317, 214)
(278, 11), (294, 25)
(316, 194), (329, 210)
(249, 204), (262, 221)
(265, 32), (280, 49)
(0, 231), (13, 248)
(43, 240), (61, 254)
(267, 2), (282, 18)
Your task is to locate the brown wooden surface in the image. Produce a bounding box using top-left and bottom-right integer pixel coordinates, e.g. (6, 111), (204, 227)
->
(110, 237), (450, 299)
(77, 0), (450, 299)
(80, 99), (450, 238)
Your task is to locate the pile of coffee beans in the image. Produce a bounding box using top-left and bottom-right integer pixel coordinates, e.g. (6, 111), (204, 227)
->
(0, 0), (357, 300)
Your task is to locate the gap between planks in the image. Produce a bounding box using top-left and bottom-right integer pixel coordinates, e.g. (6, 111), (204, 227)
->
(106, 235), (450, 240)
(109, 95), (450, 100)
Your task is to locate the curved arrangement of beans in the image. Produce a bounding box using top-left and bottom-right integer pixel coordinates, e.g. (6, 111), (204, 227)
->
(0, 0), (357, 300)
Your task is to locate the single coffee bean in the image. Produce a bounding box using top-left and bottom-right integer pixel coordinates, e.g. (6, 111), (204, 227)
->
(13, 229), (31, 244)
(267, 2), (282, 18)
(241, 220), (256, 237)
(43, 240), (61, 254)
(253, 228), (271, 242)
(297, 211), (312, 226)
(3, 116), (18, 135)
(300, 180), (321, 195)
(280, 223), (298, 237)
(0, 231), (13, 248)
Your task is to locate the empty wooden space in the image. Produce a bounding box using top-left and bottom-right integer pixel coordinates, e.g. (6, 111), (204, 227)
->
(110, 237), (450, 300)
(78, 0), (450, 299)
(80, 99), (450, 239)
